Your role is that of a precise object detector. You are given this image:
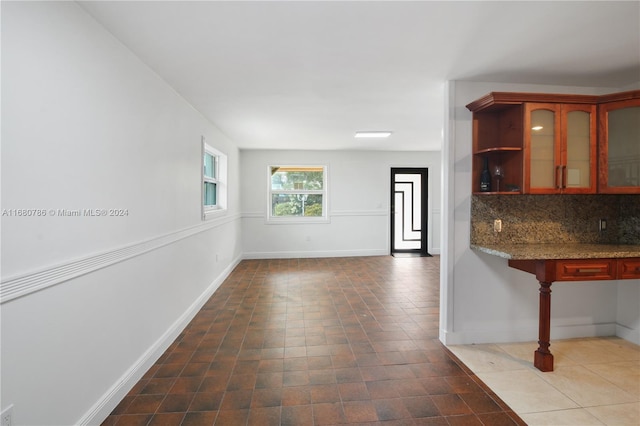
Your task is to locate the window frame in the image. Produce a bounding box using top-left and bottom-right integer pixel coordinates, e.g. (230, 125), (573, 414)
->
(202, 137), (227, 220)
(267, 164), (329, 224)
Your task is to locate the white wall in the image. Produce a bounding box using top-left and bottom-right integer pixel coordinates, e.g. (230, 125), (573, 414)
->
(1, 2), (242, 425)
(441, 80), (640, 346)
(6, 3), (633, 425)
(241, 150), (441, 258)
(617, 281), (640, 343)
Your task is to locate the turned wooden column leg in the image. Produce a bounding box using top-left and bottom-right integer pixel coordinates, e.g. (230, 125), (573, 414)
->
(534, 280), (554, 372)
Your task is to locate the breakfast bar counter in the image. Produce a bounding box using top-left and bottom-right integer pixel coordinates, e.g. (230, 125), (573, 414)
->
(470, 243), (640, 260)
(471, 243), (640, 372)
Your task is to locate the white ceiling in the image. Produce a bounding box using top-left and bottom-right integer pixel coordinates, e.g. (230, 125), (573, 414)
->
(79, 1), (639, 151)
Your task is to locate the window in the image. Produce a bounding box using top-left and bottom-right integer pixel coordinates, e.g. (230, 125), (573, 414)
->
(268, 165), (328, 222)
(202, 138), (227, 219)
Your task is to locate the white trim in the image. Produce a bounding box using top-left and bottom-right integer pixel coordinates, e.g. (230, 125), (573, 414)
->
(241, 209), (388, 218)
(243, 248), (389, 259)
(440, 81), (456, 344)
(0, 213), (240, 304)
(616, 323), (640, 345)
(330, 210), (387, 217)
(442, 322), (618, 346)
(267, 216), (331, 225)
(241, 211), (264, 219)
(240, 209), (439, 254)
(77, 253), (243, 426)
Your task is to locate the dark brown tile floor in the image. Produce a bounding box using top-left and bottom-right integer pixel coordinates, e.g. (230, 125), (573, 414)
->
(102, 256), (525, 425)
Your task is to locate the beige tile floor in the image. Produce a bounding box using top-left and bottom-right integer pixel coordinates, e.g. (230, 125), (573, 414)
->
(448, 337), (640, 425)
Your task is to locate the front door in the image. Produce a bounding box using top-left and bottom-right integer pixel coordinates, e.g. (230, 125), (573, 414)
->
(390, 168), (430, 257)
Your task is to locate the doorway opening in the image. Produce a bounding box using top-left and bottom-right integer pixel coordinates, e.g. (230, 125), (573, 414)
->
(390, 168), (431, 257)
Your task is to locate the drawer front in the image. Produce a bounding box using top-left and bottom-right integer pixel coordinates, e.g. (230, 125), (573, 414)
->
(618, 258), (640, 279)
(555, 259), (617, 281)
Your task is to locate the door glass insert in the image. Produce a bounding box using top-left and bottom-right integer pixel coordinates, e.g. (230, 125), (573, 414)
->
(394, 173), (421, 250)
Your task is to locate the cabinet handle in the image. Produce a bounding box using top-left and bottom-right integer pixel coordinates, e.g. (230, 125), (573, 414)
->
(577, 268), (602, 273)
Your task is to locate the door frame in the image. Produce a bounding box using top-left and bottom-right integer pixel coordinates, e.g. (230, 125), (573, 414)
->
(390, 167), (430, 256)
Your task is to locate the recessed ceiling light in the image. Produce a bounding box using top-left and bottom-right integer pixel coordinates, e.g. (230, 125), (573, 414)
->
(354, 131), (392, 138)
(532, 126), (543, 131)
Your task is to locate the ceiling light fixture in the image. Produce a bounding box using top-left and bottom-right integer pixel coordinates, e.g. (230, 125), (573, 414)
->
(354, 131), (392, 138)
(532, 126), (543, 131)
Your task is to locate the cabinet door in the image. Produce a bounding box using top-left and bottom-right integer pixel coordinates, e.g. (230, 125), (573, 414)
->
(599, 99), (640, 193)
(524, 103), (561, 193)
(524, 103), (596, 194)
(562, 104), (597, 193)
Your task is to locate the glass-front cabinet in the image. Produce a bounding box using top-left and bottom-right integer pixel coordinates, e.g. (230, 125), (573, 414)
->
(598, 98), (640, 194)
(467, 90), (639, 196)
(524, 103), (596, 194)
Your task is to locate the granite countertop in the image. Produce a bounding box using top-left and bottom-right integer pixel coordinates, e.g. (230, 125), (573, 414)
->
(471, 243), (640, 260)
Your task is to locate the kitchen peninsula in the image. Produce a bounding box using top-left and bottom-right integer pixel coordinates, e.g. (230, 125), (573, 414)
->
(469, 189), (639, 373)
(466, 89), (640, 372)
(472, 241), (640, 372)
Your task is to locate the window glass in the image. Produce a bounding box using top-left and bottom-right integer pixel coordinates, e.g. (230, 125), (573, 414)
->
(204, 182), (217, 206)
(268, 165), (327, 221)
(202, 138), (227, 219)
(271, 167), (324, 190)
(204, 153), (216, 179)
(271, 193), (323, 217)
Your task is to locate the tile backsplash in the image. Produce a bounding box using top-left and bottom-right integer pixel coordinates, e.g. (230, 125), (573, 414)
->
(471, 194), (640, 246)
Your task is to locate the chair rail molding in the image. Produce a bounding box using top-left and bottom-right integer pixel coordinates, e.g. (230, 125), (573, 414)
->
(0, 213), (241, 304)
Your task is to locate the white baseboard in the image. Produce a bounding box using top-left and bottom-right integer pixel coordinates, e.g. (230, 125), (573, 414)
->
(243, 249), (439, 259)
(616, 323), (640, 345)
(79, 254), (242, 426)
(441, 322), (618, 346)
(243, 249), (389, 259)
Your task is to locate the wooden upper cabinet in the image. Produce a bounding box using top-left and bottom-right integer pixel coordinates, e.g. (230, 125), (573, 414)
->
(523, 103), (596, 194)
(469, 103), (524, 194)
(598, 94), (640, 194)
(466, 92), (598, 195)
(467, 90), (638, 195)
